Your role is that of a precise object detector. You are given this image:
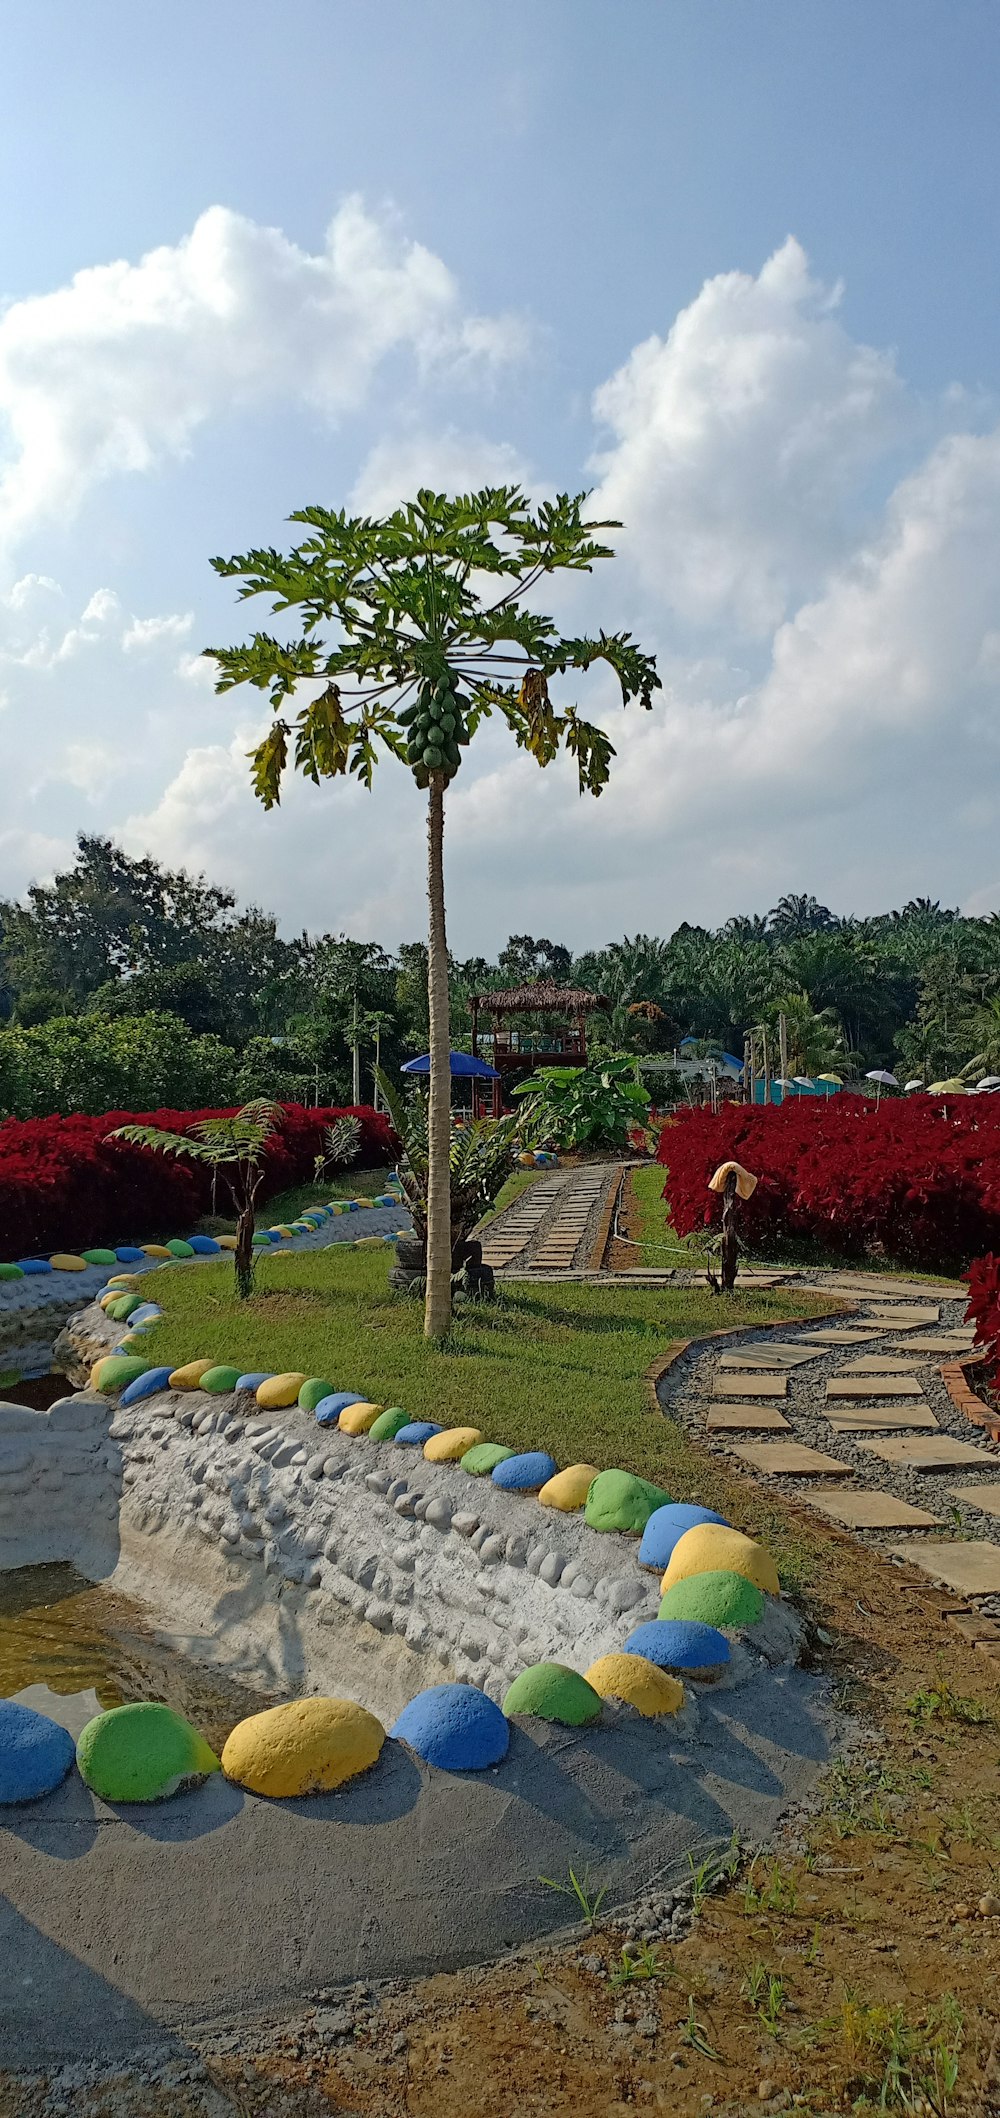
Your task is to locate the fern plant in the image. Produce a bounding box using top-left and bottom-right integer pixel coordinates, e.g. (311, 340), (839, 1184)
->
(313, 1113), (362, 1183)
(107, 1100), (283, 1299)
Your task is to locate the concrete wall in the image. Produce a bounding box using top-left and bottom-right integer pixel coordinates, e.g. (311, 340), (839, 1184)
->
(0, 1393), (122, 1575)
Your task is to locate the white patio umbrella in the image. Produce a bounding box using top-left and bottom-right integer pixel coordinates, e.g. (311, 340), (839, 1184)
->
(978, 1075), (1000, 1090)
(866, 1067), (898, 1107)
(903, 1079), (924, 1092)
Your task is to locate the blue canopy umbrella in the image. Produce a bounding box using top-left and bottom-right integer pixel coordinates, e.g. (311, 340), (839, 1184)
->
(401, 1050), (501, 1080)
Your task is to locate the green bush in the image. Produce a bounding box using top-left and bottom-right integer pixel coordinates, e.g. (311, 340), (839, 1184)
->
(514, 1056), (651, 1149)
(0, 1010), (239, 1118)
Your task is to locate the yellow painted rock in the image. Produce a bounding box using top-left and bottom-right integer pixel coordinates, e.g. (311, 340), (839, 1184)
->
(354, 1235), (385, 1248)
(107, 1274), (140, 1288)
(256, 1372), (308, 1410)
(274, 1225), (295, 1238)
(338, 1400), (383, 1435)
(423, 1425), (483, 1463)
(538, 1463), (599, 1512)
(221, 1696), (385, 1797)
(217, 1235), (238, 1251)
(584, 1653), (685, 1718)
(660, 1524), (779, 1599)
(49, 1253), (87, 1272)
(168, 1359), (216, 1389)
(142, 1244), (174, 1259)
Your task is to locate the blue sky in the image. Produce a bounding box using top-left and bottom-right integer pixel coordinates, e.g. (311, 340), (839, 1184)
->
(0, 1), (998, 949)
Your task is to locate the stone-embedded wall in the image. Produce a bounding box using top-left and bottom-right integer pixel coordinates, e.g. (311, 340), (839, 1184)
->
(0, 1393), (122, 1574)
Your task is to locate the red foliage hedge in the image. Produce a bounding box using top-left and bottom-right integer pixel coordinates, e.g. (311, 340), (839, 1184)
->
(0, 1103), (395, 1260)
(963, 1252), (1000, 1382)
(657, 1096), (1000, 1276)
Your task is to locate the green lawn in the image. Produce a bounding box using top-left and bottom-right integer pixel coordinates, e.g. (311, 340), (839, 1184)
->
(624, 1163), (706, 1267)
(127, 1247), (839, 1582)
(198, 1168), (395, 1237)
(474, 1166), (545, 1229)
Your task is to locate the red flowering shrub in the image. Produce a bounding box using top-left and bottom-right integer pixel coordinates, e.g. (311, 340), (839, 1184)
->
(657, 1097), (1000, 1276)
(0, 1102), (395, 1259)
(964, 1251), (1000, 1382)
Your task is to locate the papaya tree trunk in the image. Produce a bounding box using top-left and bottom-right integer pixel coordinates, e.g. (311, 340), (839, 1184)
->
(424, 770), (452, 1338)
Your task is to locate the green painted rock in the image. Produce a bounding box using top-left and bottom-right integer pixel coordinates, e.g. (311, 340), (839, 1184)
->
(298, 1377), (336, 1412)
(200, 1365), (243, 1395)
(92, 1355), (150, 1393)
(107, 1293), (142, 1321)
(368, 1406), (412, 1441)
(81, 1247), (118, 1267)
(658, 1569), (765, 1630)
(165, 1239), (195, 1259)
(585, 1469), (672, 1536)
(0, 1263), (24, 1280)
(461, 1442), (515, 1476)
(76, 1703), (220, 1802)
(502, 1662), (603, 1726)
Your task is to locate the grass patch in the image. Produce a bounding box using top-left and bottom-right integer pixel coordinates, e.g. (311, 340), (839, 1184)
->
(625, 1164), (706, 1267)
(197, 1168), (394, 1236)
(128, 1247), (836, 1580)
(475, 1167), (546, 1229)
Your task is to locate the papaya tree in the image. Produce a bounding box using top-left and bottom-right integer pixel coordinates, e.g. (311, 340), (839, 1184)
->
(204, 487), (660, 1338)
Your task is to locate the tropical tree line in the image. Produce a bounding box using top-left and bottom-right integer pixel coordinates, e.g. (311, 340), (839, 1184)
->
(1, 854), (997, 1104)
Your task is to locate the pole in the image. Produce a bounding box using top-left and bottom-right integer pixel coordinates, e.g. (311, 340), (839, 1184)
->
(779, 1012), (788, 1103)
(352, 988), (360, 1106)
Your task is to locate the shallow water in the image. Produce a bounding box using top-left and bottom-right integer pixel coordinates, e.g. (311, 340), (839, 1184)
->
(0, 1563), (279, 1751)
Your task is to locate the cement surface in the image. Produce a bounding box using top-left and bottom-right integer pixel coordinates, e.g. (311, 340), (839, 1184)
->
(858, 1436), (993, 1470)
(712, 1374), (788, 1399)
(888, 1540), (1000, 1595)
(0, 1667), (829, 2065)
(705, 1404), (791, 1432)
(803, 1489), (943, 1530)
(728, 1443), (851, 1478)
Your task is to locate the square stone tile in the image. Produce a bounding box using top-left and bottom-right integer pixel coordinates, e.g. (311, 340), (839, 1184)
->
(800, 1328), (889, 1344)
(837, 1354), (933, 1372)
(897, 1336), (976, 1354)
(888, 1540), (1000, 1595)
(827, 1376), (923, 1399)
(712, 1373), (788, 1398)
(728, 1442), (851, 1478)
(858, 1436), (994, 1470)
(946, 1483), (1000, 1518)
(826, 1405), (940, 1433)
(865, 1307), (940, 1327)
(805, 1488), (943, 1529)
(718, 1347), (823, 1369)
(706, 1403), (792, 1432)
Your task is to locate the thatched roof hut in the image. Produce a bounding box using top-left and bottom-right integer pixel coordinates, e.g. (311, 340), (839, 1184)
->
(471, 982), (610, 1015)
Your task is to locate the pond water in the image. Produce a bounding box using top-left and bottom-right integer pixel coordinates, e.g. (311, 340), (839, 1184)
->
(0, 1564), (279, 1749)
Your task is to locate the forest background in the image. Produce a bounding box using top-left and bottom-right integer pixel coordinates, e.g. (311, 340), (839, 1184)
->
(1, 833), (997, 1118)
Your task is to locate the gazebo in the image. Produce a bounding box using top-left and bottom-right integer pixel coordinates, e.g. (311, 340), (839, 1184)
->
(470, 982), (611, 1115)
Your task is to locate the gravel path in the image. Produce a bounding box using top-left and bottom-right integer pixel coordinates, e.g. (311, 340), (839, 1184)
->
(482, 1163), (622, 1275)
(657, 1273), (1000, 1608)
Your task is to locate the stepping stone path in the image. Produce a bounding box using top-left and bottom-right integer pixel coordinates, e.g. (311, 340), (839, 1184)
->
(659, 1266), (1000, 1625)
(479, 1164), (618, 1274)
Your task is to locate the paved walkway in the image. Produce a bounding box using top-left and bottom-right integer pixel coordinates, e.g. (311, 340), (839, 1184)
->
(659, 1271), (1000, 1613)
(479, 1163), (619, 1275)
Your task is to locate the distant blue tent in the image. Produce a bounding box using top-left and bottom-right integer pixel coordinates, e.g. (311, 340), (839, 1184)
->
(401, 1050), (501, 1080)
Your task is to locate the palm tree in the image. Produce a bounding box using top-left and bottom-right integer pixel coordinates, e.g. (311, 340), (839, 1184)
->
(108, 1100), (283, 1298)
(767, 894), (839, 940)
(205, 488), (658, 1337)
(773, 991), (845, 1077)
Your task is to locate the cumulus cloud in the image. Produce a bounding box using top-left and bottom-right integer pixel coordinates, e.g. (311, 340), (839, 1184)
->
(0, 197), (527, 552)
(350, 428), (533, 515)
(590, 237), (908, 636)
(122, 611), (193, 653)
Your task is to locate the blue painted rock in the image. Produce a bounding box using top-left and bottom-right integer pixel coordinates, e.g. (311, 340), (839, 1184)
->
(0, 1699), (76, 1803)
(115, 1247), (146, 1263)
(638, 1503), (730, 1572)
(314, 1391), (365, 1426)
(623, 1618), (730, 1679)
(235, 1372), (274, 1394)
(492, 1450), (558, 1493)
(186, 1235), (221, 1256)
(391, 1684), (509, 1771)
(119, 1366), (174, 1406)
(393, 1421), (443, 1446)
(16, 1258), (52, 1275)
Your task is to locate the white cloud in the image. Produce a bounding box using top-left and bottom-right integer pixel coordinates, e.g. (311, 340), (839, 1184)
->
(4, 573), (61, 609)
(0, 197), (527, 553)
(590, 236), (907, 637)
(80, 588), (120, 626)
(350, 428), (533, 515)
(122, 611), (193, 653)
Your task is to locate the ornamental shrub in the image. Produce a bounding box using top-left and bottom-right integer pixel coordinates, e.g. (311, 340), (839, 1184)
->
(964, 1252), (1000, 1384)
(0, 1103), (394, 1259)
(657, 1097), (1000, 1275)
